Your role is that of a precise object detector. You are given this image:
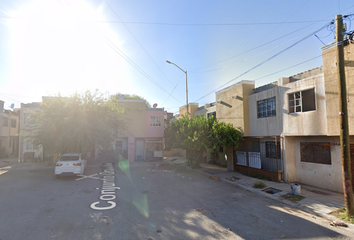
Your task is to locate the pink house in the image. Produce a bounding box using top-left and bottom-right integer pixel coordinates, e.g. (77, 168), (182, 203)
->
(144, 108), (165, 161)
(114, 99), (165, 162)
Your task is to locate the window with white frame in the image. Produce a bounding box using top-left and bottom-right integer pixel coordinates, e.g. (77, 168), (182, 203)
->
(257, 97), (276, 118)
(288, 88), (316, 113)
(150, 116), (161, 126)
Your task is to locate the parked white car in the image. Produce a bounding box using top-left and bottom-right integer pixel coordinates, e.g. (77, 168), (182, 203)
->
(55, 153), (87, 178)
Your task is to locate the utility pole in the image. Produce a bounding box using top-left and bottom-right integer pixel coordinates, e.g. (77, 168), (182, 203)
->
(335, 14), (354, 216)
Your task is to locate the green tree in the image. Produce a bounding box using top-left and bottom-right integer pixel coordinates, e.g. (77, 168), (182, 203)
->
(164, 115), (242, 167)
(28, 90), (125, 161)
(208, 121), (243, 166)
(209, 121), (243, 149)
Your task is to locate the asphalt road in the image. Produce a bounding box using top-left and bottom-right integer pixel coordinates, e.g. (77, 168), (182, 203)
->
(0, 161), (352, 240)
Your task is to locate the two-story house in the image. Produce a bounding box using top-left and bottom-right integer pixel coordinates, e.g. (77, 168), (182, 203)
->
(211, 37), (354, 192)
(115, 99), (165, 162)
(18, 102), (43, 162)
(0, 100), (20, 158)
(185, 33), (353, 192)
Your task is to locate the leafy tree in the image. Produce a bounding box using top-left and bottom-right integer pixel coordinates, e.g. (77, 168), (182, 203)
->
(28, 90), (126, 161)
(164, 115), (242, 167)
(208, 121), (243, 166)
(209, 121), (243, 149)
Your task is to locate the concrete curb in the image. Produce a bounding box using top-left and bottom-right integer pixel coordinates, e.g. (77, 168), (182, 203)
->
(194, 168), (354, 230)
(162, 157), (354, 231)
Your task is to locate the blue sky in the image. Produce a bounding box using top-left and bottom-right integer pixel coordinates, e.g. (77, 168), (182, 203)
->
(1, 0), (354, 113)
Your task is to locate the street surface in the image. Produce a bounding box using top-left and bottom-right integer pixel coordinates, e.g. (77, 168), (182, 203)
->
(0, 161), (353, 240)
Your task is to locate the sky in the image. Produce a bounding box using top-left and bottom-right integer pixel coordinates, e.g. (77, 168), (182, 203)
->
(0, 0), (354, 113)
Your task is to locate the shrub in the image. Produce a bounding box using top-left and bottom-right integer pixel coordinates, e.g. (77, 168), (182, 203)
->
(253, 181), (266, 189)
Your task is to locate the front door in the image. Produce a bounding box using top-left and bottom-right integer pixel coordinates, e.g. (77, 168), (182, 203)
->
(136, 139), (144, 161)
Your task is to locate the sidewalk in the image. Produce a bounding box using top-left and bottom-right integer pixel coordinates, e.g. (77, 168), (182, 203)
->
(0, 157), (19, 168)
(164, 156), (353, 228)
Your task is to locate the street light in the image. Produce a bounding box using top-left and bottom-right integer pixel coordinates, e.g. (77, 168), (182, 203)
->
(166, 60), (189, 117)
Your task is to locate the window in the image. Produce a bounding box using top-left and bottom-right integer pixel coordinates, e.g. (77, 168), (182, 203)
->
(3, 117), (8, 127)
(265, 141), (281, 159)
(300, 142), (331, 165)
(60, 155), (80, 161)
(150, 116), (161, 126)
(257, 97), (276, 118)
(288, 88), (316, 113)
(207, 112), (216, 119)
(11, 119), (16, 128)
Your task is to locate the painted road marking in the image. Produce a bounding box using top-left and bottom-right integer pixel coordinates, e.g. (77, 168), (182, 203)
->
(90, 163), (119, 211)
(76, 173), (103, 181)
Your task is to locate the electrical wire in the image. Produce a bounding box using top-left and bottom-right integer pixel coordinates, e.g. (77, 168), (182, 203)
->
(58, 0), (184, 104)
(192, 22), (332, 103)
(253, 55), (322, 81)
(94, 20), (328, 26)
(190, 6), (354, 73)
(104, 0), (184, 99)
(189, 23), (321, 73)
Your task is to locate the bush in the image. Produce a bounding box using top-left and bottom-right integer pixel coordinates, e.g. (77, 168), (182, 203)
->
(253, 181), (266, 189)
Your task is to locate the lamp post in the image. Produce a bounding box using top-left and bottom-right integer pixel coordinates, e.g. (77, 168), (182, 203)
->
(166, 60), (189, 117)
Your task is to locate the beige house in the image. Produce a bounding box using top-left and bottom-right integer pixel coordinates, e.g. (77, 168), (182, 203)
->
(18, 102), (43, 162)
(178, 103), (199, 119)
(189, 35), (354, 193)
(0, 100), (20, 158)
(194, 102), (216, 119)
(227, 39), (354, 192)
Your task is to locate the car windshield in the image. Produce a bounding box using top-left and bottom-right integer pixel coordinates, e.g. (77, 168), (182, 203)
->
(60, 156), (80, 161)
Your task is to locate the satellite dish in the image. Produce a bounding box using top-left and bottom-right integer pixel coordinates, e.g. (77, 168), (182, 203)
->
(153, 103), (158, 108)
(10, 103), (14, 110)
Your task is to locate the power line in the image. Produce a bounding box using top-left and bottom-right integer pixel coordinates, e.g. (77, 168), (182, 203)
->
(192, 28), (325, 74)
(104, 0), (183, 99)
(192, 22), (332, 103)
(189, 23), (321, 72)
(0, 15), (328, 25)
(58, 0), (183, 104)
(95, 20), (328, 26)
(189, 8), (354, 73)
(253, 55), (322, 81)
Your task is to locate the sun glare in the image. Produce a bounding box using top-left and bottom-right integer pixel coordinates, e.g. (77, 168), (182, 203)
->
(6, 0), (128, 99)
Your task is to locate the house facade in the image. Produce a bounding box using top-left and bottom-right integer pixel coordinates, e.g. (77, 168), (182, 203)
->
(182, 35), (353, 192)
(194, 102), (216, 119)
(114, 99), (165, 162)
(178, 103), (199, 119)
(212, 39), (353, 192)
(0, 100), (20, 158)
(18, 102), (43, 162)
